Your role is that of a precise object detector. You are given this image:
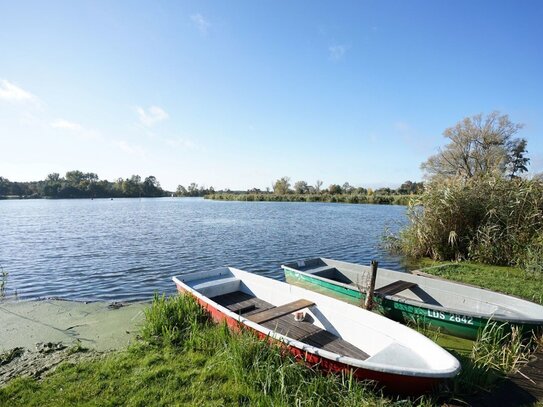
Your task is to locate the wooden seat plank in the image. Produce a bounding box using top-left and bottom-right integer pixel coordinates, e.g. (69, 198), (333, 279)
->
(375, 280), (417, 297)
(263, 314), (369, 360)
(248, 299), (315, 324)
(211, 291), (275, 316)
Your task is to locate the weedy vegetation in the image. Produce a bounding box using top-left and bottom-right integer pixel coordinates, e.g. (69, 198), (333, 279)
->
(0, 295), (427, 406)
(1, 293), (538, 406)
(389, 176), (543, 273)
(206, 193), (414, 206)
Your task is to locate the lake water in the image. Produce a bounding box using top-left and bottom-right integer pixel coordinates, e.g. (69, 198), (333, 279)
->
(0, 198), (408, 302)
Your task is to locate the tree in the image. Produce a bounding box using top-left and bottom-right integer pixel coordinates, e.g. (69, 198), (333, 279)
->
(176, 185), (188, 196)
(375, 187), (392, 195)
(43, 173), (63, 197)
(507, 138), (529, 179)
(273, 177), (291, 195)
(65, 170), (86, 186)
(188, 182), (199, 196)
(355, 187), (367, 195)
(122, 175), (142, 197)
(142, 176), (162, 196)
(421, 112), (525, 179)
(398, 181), (424, 195)
(0, 177), (10, 196)
(328, 184), (342, 194)
(342, 182), (354, 194)
(293, 180), (309, 194)
(315, 180), (323, 193)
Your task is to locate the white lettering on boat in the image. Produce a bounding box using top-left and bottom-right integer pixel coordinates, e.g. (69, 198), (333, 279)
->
(426, 310), (474, 325)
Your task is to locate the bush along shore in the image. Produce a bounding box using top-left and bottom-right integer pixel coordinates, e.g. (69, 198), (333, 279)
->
(390, 175), (543, 273)
(205, 192), (416, 205)
(1, 291), (540, 406)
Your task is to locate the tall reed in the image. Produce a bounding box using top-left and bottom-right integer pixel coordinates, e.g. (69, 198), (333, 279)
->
(393, 176), (543, 270)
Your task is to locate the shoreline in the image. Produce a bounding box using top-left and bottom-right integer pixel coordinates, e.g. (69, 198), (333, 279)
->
(0, 299), (147, 385)
(205, 193), (416, 205)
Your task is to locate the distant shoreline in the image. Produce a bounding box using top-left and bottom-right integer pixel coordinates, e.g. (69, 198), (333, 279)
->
(204, 193), (416, 205)
(0, 195), (172, 200)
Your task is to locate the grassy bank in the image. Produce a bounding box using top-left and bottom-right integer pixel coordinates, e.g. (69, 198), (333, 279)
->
(1, 290), (539, 406)
(205, 193), (416, 205)
(0, 295), (407, 406)
(414, 260), (543, 305)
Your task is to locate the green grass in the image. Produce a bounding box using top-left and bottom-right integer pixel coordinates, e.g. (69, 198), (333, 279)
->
(0, 295), (421, 407)
(414, 259), (543, 305)
(1, 288), (538, 406)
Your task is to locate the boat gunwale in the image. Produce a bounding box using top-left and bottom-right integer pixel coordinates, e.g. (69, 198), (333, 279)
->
(172, 269), (460, 379)
(281, 259), (543, 325)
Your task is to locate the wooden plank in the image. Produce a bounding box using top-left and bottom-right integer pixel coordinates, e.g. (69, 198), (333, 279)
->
(210, 291), (274, 316)
(248, 299), (315, 324)
(262, 314), (369, 360)
(263, 314), (322, 340)
(375, 280), (417, 297)
(509, 348), (543, 401)
(212, 292), (368, 361)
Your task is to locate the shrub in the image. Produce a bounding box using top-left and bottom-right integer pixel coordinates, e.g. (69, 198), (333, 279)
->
(395, 176), (543, 268)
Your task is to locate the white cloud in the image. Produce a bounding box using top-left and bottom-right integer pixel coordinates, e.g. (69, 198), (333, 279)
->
(136, 106), (169, 127)
(191, 13), (210, 35)
(50, 119), (82, 131)
(116, 140), (146, 157)
(328, 44), (348, 61)
(0, 80), (38, 103)
(50, 118), (100, 139)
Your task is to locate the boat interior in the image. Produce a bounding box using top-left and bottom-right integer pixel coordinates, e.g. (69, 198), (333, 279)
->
(177, 268), (453, 372)
(210, 290), (369, 360)
(284, 258), (543, 320)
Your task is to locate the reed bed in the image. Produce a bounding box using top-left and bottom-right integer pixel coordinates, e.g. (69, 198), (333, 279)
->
(392, 176), (543, 271)
(206, 193), (414, 205)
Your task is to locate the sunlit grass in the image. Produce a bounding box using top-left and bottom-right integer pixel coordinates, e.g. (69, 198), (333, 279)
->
(0, 295), (409, 406)
(413, 260), (543, 305)
(1, 291), (539, 406)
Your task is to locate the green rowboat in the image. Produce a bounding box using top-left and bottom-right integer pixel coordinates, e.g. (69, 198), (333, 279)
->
(282, 258), (543, 340)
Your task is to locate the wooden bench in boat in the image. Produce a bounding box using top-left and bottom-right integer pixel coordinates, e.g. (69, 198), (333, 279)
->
(210, 291), (275, 316)
(247, 299), (315, 324)
(211, 291), (368, 360)
(375, 280), (417, 297)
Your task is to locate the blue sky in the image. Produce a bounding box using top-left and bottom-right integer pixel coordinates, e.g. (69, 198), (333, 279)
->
(1, 1), (542, 190)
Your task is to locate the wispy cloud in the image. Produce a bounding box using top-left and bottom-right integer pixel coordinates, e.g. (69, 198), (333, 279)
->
(191, 13), (210, 35)
(0, 80), (38, 103)
(116, 140), (146, 158)
(50, 119), (82, 131)
(50, 118), (100, 139)
(328, 44), (348, 61)
(136, 106), (169, 127)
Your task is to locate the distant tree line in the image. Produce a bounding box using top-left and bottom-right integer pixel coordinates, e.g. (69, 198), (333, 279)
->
(0, 171), (168, 199)
(175, 183), (215, 197)
(205, 179), (423, 206)
(268, 177), (423, 196)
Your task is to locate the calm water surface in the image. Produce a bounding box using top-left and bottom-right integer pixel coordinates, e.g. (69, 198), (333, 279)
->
(0, 198), (408, 301)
